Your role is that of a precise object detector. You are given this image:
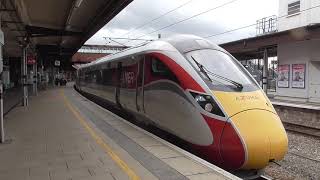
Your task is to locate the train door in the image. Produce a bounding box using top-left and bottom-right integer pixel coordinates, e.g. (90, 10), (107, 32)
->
(116, 62), (122, 107)
(136, 56), (145, 113)
(118, 57), (140, 111)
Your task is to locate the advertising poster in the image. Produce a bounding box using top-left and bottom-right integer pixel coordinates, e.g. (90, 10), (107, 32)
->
(277, 64), (289, 88)
(292, 64), (305, 88)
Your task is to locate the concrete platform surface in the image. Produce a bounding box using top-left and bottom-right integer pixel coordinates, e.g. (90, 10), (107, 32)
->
(271, 98), (320, 110)
(0, 85), (239, 180)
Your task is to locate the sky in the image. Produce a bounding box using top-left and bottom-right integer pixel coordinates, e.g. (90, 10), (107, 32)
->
(85, 0), (279, 46)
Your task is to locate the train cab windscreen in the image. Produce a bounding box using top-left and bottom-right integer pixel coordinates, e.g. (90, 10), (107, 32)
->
(186, 49), (259, 92)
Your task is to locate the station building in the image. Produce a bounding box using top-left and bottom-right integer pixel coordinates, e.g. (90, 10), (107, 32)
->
(221, 0), (320, 104)
(276, 0), (320, 103)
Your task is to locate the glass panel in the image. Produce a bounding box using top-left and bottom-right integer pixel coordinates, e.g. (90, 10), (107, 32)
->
(186, 49), (259, 91)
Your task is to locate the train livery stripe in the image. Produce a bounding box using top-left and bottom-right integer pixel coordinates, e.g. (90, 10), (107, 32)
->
(219, 121), (246, 169)
(144, 80), (194, 106)
(150, 52), (205, 93)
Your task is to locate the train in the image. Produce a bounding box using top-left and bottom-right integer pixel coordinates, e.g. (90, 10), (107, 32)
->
(74, 35), (288, 171)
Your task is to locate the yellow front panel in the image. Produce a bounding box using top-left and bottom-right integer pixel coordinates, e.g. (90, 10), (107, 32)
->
(231, 110), (288, 169)
(212, 90), (288, 169)
(213, 90), (275, 117)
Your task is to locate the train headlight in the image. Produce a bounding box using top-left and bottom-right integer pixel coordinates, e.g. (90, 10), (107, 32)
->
(190, 91), (225, 117)
(204, 103), (213, 112)
(195, 95), (206, 102)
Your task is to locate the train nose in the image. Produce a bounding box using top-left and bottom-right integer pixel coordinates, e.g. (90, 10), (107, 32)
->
(220, 109), (288, 170)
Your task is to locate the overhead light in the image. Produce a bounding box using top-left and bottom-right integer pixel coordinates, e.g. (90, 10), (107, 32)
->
(74, 0), (83, 8)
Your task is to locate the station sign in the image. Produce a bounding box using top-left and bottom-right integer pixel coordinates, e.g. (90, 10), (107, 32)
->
(27, 55), (36, 65)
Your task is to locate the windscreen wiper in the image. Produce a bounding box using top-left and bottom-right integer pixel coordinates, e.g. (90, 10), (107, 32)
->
(191, 56), (243, 90)
(191, 56), (212, 82)
(204, 68), (243, 90)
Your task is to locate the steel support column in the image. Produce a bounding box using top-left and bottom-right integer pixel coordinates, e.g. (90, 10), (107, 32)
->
(262, 49), (268, 93)
(0, 68), (3, 143)
(0, 20), (4, 143)
(22, 46), (28, 106)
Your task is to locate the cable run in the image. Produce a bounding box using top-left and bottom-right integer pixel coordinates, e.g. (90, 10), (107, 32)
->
(121, 0), (193, 38)
(204, 3), (320, 38)
(125, 0), (239, 45)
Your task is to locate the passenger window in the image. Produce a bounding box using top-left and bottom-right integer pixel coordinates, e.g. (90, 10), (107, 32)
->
(151, 57), (179, 83)
(152, 58), (169, 74)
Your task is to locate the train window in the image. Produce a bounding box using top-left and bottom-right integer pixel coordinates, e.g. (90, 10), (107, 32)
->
(152, 58), (169, 74)
(186, 49), (258, 91)
(102, 69), (113, 86)
(151, 57), (179, 83)
(96, 70), (103, 84)
(84, 71), (90, 82)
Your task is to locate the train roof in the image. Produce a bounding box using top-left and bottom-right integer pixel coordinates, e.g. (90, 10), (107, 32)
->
(164, 34), (225, 54)
(78, 35), (226, 70)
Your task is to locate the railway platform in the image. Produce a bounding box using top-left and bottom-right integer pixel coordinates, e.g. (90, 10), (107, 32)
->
(0, 84), (239, 180)
(271, 99), (320, 111)
(270, 98), (320, 130)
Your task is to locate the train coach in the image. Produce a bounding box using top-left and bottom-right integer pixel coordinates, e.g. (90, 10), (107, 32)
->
(75, 35), (288, 171)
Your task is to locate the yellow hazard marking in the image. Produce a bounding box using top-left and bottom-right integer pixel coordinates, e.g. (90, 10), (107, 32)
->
(60, 90), (140, 180)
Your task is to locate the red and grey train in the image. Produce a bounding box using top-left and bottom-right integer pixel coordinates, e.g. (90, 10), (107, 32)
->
(75, 35), (288, 170)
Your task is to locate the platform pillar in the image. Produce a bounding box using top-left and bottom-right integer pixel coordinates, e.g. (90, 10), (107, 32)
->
(0, 20), (4, 143)
(22, 46), (28, 106)
(262, 49), (268, 94)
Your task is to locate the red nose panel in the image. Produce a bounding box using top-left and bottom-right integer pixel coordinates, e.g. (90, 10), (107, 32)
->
(191, 115), (225, 167)
(220, 122), (245, 170)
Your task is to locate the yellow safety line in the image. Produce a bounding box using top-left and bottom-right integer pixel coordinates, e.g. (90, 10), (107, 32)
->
(60, 90), (140, 180)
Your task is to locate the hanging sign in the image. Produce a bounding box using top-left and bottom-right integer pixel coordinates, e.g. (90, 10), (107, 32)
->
(277, 64), (289, 88)
(292, 64), (305, 88)
(27, 55), (36, 65)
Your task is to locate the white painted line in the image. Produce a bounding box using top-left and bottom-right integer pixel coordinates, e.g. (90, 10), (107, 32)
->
(74, 90), (241, 180)
(272, 101), (320, 110)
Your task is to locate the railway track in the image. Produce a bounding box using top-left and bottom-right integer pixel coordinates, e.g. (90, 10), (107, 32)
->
(288, 151), (320, 164)
(255, 175), (273, 180)
(283, 122), (320, 138)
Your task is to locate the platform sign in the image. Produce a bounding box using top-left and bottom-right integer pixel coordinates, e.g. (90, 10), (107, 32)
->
(27, 55), (36, 65)
(277, 64), (289, 88)
(292, 64), (305, 88)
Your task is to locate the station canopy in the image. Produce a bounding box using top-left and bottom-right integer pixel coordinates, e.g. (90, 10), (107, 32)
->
(220, 23), (320, 60)
(1, 0), (132, 64)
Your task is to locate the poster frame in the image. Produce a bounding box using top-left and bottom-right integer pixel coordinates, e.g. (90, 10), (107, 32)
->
(291, 63), (306, 89)
(277, 64), (290, 88)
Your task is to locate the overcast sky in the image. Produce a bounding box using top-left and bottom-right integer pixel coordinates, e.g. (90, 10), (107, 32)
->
(85, 0), (278, 46)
